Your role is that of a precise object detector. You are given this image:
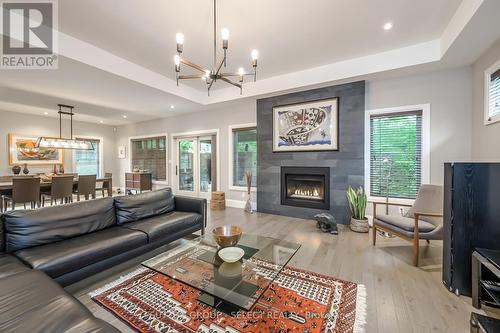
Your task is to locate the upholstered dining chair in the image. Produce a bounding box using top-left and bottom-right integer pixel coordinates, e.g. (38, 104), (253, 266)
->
(2, 177), (41, 211)
(41, 175), (74, 206)
(74, 175), (97, 201)
(372, 184), (444, 266)
(96, 172), (112, 197)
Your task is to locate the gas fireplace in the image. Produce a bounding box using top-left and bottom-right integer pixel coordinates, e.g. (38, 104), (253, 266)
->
(281, 166), (330, 210)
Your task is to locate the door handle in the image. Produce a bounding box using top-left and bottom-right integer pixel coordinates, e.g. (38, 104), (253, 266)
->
(176, 165), (178, 175)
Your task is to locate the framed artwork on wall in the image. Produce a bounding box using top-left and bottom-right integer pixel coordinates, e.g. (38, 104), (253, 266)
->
(8, 133), (64, 165)
(273, 97), (339, 152)
(118, 145), (126, 159)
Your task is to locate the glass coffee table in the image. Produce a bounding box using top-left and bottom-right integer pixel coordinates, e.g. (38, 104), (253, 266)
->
(142, 233), (300, 314)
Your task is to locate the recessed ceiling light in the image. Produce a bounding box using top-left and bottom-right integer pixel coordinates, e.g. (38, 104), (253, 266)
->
(123, 115), (127, 119)
(170, 105), (175, 109)
(384, 22), (393, 31)
(43, 111), (48, 115)
(99, 120), (104, 124)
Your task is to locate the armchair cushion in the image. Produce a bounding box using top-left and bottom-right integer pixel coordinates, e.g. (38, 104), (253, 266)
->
(375, 214), (436, 233)
(405, 184), (443, 226)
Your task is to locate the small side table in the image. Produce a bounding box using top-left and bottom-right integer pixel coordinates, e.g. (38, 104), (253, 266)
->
(472, 248), (500, 309)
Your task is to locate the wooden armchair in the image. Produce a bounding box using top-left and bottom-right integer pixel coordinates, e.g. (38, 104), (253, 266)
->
(372, 184), (444, 266)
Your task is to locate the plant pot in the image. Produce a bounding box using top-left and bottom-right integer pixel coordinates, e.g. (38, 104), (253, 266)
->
(350, 217), (369, 233)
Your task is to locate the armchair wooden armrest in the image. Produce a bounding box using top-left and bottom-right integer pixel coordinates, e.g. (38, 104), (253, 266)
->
(370, 201), (413, 208)
(372, 201), (413, 220)
(413, 212), (443, 218)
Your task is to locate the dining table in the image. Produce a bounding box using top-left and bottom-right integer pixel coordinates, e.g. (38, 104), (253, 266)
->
(0, 176), (113, 212)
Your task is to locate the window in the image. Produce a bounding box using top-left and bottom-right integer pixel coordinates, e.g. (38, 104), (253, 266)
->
(74, 138), (101, 177)
(366, 107), (429, 200)
(230, 125), (257, 188)
(485, 60), (500, 125)
(130, 135), (167, 181)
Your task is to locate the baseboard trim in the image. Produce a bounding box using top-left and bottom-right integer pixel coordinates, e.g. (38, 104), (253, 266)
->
(226, 199), (257, 210)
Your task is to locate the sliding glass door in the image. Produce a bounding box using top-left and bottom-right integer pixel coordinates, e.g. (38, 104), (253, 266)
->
(175, 136), (215, 198)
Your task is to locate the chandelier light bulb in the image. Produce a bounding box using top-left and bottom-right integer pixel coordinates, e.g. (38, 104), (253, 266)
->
(174, 54), (180, 66)
(238, 67), (245, 76)
(176, 32), (184, 44)
(221, 28), (229, 41)
(251, 49), (259, 60)
(204, 70), (211, 78)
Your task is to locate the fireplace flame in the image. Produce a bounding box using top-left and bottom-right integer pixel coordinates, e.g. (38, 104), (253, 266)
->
(293, 188), (319, 197)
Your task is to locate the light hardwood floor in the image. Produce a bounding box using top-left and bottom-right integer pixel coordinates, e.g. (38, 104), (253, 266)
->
(73, 207), (499, 333)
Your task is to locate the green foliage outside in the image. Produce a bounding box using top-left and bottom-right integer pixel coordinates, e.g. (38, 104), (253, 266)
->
(370, 114), (421, 199)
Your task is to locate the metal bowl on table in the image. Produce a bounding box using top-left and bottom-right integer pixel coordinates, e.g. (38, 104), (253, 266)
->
(212, 225), (242, 247)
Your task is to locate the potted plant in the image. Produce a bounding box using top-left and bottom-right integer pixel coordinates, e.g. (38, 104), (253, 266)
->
(346, 186), (369, 233)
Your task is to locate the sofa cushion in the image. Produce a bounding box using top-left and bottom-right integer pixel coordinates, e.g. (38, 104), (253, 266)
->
(14, 227), (147, 278)
(0, 253), (30, 279)
(375, 214), (436, 233)
(114, 188), (175, 224)
(121, 211), (203, 243)
(2, 197), (116, 253)
(0, 270), (120, 333)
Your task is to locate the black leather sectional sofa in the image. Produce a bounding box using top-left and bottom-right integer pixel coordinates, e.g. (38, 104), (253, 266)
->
(0, 188), (206, 333)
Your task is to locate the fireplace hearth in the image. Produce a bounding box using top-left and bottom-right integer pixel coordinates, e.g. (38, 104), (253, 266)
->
(281, 167), (330, 210)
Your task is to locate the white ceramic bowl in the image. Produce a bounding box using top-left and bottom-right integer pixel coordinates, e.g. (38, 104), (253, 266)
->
(218, 247), (245, 263)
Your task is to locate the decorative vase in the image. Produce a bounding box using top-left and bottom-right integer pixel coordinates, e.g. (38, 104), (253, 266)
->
(53, 164), (58, 175)
(12, 165), (21, 175)
(22, 164), (29, 175)
(59, 164), (64, 174)
(350, 217), (369, 233)
(244, 193), (253, 214)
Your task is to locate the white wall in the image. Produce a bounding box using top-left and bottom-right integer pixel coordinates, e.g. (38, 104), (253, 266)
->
(0, 109), (117, 181)
(365, 66), (473, 184)
(472, 38), (500, 161)
(115, 100), (255, 202)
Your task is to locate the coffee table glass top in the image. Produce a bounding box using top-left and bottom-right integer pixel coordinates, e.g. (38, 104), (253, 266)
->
(142, 233), (301, 311)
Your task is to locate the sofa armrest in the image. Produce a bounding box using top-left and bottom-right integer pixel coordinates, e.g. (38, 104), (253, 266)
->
(174, 196), (207, 228)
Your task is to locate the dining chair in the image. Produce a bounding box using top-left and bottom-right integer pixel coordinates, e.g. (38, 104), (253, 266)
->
(372, 184), (444, 266)
(96, 172), (112, 197)
(74, 175), (97, 201)
(41, 175), (74, 207)
(3, 177), (41, 211)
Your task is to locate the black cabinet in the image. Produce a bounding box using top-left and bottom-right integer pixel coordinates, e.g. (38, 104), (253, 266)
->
(443, 163), (500, 296)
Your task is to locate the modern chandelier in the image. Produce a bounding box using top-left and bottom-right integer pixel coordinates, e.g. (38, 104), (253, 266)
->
(36, 104), (94, 150)
(174, 0), (259, 95)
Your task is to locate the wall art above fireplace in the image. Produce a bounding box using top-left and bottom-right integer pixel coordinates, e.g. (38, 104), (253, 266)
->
(273, 98), (339, 152)
(281, 166), (330, 210)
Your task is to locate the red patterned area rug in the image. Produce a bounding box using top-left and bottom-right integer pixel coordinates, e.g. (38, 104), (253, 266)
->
(90, 266), (366, 333)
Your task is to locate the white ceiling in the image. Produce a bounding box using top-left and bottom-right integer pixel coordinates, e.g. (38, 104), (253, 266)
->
(59, 0), (461, 84)
(0, 57), (203, 125)
(0, 0), (499, 125)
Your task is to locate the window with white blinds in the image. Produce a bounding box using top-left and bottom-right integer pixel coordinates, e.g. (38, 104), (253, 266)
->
(487, 67), (500, 121)
(232, 127), (257, 187)
(370, 111), (422, 199)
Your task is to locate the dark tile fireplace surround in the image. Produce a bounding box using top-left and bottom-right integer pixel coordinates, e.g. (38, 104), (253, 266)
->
(256, 81), (365, 223)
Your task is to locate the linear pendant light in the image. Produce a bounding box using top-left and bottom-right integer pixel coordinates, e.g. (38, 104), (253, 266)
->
(36, 104), (94, 150)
